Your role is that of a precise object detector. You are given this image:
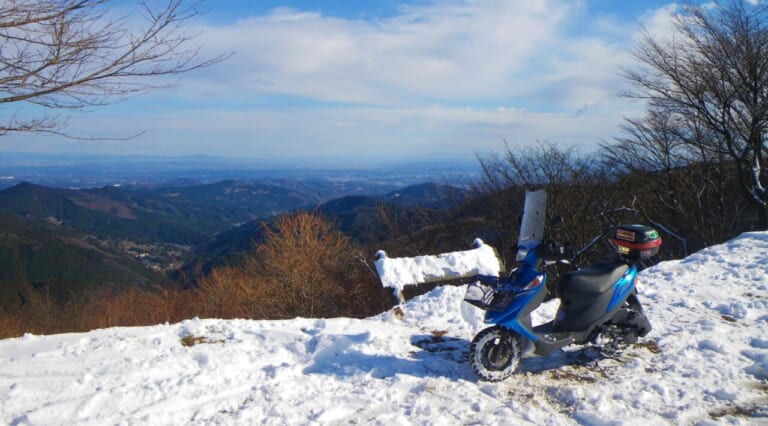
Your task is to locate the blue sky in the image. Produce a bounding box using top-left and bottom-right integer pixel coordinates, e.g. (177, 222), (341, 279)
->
(2, 0), (681, 166)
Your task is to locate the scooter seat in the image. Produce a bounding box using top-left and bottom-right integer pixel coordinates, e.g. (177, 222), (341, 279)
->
(556, 260), (628, 299)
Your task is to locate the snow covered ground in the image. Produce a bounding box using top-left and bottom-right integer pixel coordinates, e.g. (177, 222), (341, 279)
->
(1, 232), (768, 425)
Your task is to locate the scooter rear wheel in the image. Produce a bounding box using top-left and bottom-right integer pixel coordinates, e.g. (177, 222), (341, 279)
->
(470, 326), (521, 381)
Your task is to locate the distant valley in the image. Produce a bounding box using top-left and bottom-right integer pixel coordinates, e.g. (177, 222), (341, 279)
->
(0, 158), (476, 303)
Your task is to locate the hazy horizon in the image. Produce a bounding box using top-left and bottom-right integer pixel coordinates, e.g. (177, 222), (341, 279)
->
(0, 151), (482, 190)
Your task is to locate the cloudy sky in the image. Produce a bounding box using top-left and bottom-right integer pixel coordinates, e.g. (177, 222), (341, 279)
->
(2, 0), (680, 166)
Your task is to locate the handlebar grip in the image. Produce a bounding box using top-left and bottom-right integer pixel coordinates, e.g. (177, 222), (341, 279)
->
(537, 240), (574, 261)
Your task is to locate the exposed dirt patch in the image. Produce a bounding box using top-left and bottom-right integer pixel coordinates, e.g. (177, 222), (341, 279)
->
(409, 333), (468, 367)
(429, 329), (448, 341)
(69, 194), (138, 219)
(392, 306), (405, 319)
(507, 388), (537, 403)
(744, 292), (766, 299)
(635, 340), (662, 354)
(411, 334), (464, 354)
(710, 382), (768, 420)
(709, 404), (768, 420)
(180, 334), (225, 347)
(548, 368), (602, 384)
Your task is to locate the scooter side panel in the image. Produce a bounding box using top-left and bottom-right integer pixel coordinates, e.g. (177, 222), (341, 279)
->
(606, 266), (638, 312)
(553, 266), (638, 333)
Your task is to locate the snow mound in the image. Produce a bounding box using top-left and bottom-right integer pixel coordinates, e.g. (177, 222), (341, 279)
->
(1, 233), (768, 424)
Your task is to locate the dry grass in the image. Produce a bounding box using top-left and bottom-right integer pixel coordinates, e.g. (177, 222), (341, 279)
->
(180, 334), (225, 347)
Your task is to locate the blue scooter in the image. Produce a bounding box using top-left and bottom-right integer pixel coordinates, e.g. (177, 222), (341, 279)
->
(464, 196), (659, 381)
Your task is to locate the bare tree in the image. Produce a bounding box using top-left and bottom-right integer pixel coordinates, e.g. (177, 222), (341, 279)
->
(0, 0), (229, 136)
(603, 107), (744, 248)
(623, 0), (768, 228)
(604, 109), (692, 174)
(477, 141), (631, 265)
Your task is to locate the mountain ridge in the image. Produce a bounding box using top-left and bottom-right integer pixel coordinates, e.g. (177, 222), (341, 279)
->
(0, 180), (469, 292)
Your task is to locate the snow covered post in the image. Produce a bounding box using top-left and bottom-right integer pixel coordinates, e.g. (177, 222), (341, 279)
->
(373, 239), (502, 312)
(374, 250), (407, 305)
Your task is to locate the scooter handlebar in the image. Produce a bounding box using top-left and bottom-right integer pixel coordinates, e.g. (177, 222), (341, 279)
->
(536, 240), (572, 261)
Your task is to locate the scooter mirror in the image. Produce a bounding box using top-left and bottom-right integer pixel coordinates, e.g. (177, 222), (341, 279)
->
(549, 216), (564, 230)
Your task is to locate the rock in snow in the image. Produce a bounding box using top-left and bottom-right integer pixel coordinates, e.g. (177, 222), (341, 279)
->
(2, 232), (768, 425)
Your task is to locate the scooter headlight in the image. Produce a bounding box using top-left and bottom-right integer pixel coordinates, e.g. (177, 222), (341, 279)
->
(515, 247), (529, 262)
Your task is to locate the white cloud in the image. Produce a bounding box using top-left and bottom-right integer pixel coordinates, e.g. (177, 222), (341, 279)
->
(188, 1), (596, 106)
(1, 1), (679, 163)
(179, 2), (638, 115)
(634, 3), (679, 42)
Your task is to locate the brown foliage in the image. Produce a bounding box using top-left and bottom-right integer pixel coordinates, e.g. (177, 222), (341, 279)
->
(83, 286), (193, 330)
(258, 212), (360, 318)
(0, 311), (25, 338)
(0, 284), (195, 338)
(0, 212), (391, 339)
(197, 211), (389, 319)
(193, 257), (267, 319)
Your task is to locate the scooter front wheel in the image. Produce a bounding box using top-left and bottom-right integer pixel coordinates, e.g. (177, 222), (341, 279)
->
(469, 326), (521, 381)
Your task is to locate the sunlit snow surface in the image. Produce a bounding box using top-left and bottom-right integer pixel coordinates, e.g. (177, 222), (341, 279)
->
(2, 233), (768, 425)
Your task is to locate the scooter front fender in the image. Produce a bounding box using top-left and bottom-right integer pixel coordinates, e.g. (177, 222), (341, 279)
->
(484, 281), (548, 342)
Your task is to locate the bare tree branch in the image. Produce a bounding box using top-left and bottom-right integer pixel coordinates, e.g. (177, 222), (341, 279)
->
(0, 0), (231, 136)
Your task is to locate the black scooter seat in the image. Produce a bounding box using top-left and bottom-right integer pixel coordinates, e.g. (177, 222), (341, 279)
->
(557, 260), (628, 299)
